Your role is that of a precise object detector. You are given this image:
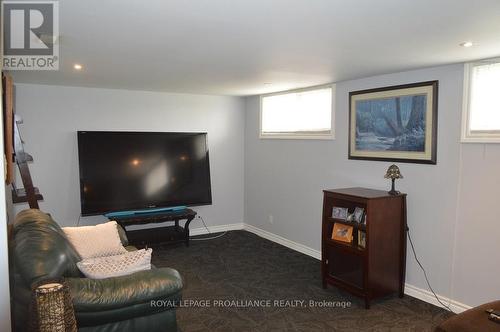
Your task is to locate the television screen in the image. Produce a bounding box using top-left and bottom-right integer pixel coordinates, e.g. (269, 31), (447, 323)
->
(77, 131), (212, 216)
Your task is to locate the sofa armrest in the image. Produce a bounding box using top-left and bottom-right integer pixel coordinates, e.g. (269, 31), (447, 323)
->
(66, 267), (182, 312)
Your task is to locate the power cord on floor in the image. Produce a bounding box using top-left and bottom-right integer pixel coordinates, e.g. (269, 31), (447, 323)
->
(407, 226), (455, 314)
(190, 215), (228, 241)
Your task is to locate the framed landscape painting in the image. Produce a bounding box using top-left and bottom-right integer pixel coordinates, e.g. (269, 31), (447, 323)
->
(349, 81), (438, 164)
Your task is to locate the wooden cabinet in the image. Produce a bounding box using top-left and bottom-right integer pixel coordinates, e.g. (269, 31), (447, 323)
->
(321, 187), (407, 308)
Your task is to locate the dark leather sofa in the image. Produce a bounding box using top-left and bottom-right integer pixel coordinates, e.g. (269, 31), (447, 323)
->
(10, 209), (183, 331)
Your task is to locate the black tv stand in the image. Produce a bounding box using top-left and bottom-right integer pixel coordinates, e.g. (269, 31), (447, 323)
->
(109, 208), (197, 247)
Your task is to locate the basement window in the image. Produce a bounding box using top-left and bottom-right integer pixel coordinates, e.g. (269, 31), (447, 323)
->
(260, 85), (335, 139)
(462, 59), (500, 143)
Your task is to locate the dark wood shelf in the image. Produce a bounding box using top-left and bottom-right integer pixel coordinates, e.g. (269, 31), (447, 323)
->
(327, 217), (366, 230)
(326, 238), (366, 255)
(321, 187), (407, 309)
(324, 187), (404, 199)
(12, 187), (43, 204)
(126, 225), (188, 247)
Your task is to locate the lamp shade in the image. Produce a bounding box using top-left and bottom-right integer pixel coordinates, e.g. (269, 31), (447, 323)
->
(384, 164), (403, 179)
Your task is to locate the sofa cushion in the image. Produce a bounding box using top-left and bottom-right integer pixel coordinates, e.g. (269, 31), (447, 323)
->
(63, 221), (127, 259)
(77, 248), (152, 279)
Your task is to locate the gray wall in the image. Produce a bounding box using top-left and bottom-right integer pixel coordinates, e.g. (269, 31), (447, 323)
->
(452, 143), (500, 305)
(245, 64), (500, 307)
(14, 84), (245, 228)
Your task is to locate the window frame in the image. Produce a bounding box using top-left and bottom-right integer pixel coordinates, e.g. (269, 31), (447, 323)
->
(259, 84), (336, 140)
(461, 58), (500, 143)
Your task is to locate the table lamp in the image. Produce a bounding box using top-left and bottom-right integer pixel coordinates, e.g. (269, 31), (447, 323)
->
(384, 164), (403, 195)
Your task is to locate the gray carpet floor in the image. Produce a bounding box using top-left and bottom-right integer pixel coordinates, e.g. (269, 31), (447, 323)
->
(152, 230), (452, 332)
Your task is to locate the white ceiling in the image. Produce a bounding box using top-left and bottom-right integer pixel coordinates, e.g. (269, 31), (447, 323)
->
(10, 0), (500, 96)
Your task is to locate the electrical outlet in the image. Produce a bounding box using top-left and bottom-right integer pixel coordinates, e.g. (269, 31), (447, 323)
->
(268, 215), (274, 224)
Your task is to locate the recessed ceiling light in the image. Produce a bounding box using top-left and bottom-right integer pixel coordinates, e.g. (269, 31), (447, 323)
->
(460, 41), (473, 48)
(73, 64), (83, 70)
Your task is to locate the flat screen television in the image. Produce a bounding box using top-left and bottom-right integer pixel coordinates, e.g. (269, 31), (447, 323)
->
(77, 131), (212, 216)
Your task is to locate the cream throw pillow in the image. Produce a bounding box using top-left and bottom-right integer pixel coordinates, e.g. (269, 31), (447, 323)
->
(77, 249), (152, 279)
(63, 221), (126, 259)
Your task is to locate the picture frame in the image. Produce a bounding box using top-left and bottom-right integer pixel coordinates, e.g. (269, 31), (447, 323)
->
(349, 81), (438, 164)
(353, 207), (365, 223)
(331, 207), (349, 220)
(332, 223), (353, 243)
(358, 230), (366, 249)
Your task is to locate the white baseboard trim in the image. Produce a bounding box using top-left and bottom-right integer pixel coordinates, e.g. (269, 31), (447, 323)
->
(243, 224), (321, 260)
(241, 223), (471, 313)
(189, 223), (244, 236)
(404, 283), (471, 313)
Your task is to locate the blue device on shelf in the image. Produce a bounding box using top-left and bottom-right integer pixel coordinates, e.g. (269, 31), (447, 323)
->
(104, 206), (187, 218)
